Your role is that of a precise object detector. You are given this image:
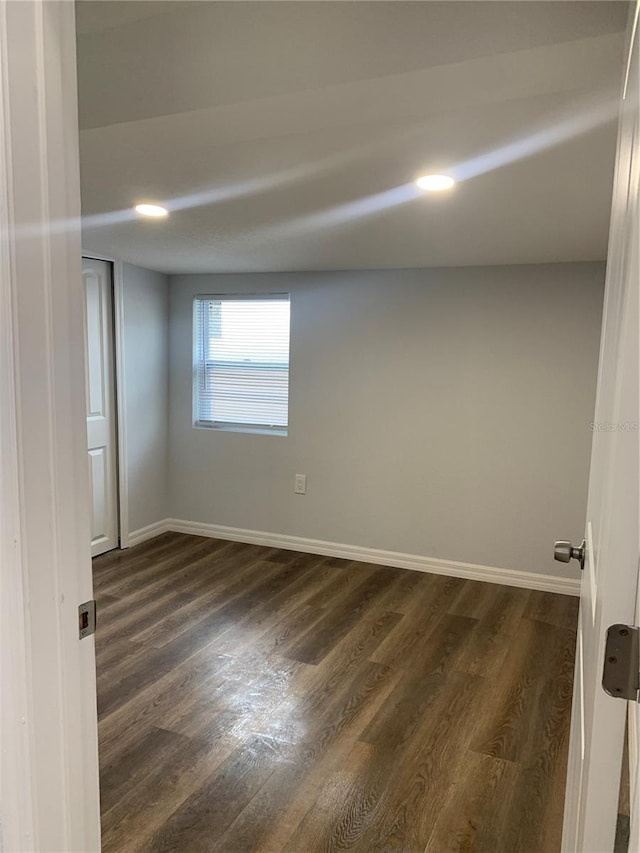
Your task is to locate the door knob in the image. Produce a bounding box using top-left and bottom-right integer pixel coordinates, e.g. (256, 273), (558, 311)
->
(554, 539), (585, 571)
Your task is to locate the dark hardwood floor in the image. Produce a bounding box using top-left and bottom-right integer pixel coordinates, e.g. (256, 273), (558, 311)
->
(94, 532), (578, 853)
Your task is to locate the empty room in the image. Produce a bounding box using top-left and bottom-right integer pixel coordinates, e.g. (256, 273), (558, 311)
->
(2, 1), (639, 852)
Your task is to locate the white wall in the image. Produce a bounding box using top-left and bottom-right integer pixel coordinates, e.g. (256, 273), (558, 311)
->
(168, 263), (604, 578)
(122, 263), (169, 534)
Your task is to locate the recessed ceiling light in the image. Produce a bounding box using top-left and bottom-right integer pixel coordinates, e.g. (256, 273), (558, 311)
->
(416, 175), (455, 192)
(135, 203), (168, 218)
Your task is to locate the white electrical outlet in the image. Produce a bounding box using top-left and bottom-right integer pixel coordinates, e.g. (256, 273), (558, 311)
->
(294, 474), (307, 494)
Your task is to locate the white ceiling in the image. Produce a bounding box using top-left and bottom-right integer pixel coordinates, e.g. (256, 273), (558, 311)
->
(76, 1), (629, 274)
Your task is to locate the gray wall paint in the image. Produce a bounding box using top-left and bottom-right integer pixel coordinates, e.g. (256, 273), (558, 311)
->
(168, 263), (604, 578)
(122, 263), (169, 532)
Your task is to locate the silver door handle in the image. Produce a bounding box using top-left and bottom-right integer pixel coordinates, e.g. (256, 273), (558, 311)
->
(554, 539), (585, 571)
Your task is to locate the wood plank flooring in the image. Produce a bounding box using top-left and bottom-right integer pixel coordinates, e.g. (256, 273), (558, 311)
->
(94, 532), (578, 853)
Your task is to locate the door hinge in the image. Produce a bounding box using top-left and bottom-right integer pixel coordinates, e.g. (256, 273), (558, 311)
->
(78, 600), (97, 639)
(603, 624), (639, 700)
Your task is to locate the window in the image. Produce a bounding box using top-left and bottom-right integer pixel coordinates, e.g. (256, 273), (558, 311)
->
(193, 294), (290, 434)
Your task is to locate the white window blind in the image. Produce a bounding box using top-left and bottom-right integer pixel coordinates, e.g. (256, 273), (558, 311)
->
(193, 294), (290, 434)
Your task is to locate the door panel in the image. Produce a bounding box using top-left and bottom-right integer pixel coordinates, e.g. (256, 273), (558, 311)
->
(85, 274), (106, 417)
(83, 258), (118, 556)
(562, 7), (639, 850)
(88, 447), (108, 542)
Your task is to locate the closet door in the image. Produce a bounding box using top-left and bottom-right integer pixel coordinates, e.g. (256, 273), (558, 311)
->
(83, 258), (119, 556)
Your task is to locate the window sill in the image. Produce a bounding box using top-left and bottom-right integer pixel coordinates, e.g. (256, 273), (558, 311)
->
(193, 422), (288, 437)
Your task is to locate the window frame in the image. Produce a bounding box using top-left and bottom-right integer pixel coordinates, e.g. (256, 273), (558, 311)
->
(192, 293), (290, 436)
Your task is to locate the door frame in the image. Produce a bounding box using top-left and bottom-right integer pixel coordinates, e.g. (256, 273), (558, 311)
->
(1, 0), (636, 850)
(0, 1), (101, 849)
(83, 254), (130, 548)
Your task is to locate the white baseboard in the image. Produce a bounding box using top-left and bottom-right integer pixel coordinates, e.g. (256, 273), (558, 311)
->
(149, 517), (581, 596)
(127, 519), (172, 547)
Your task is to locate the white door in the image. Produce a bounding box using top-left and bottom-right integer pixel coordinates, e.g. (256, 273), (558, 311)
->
(562, 5), (640, 851)
(83, 257), (119, 556)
